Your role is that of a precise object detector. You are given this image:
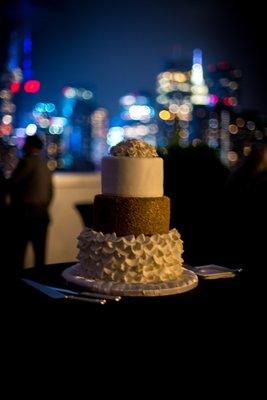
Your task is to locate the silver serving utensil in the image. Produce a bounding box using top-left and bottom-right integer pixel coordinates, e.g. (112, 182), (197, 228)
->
(22, 279), (106, 304)
(41, 284), (121, 302)
(80, 292), (121, 302)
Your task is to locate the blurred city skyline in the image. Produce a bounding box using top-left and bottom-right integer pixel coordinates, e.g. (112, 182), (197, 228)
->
(1, 0), (266, 117)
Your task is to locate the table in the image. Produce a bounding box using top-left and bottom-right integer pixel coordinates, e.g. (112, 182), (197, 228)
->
(8, 262), (262, 372)
(8, 262), (257, 346)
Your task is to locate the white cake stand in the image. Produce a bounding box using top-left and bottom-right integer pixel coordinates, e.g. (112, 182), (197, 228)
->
(62, 263), (198, 297)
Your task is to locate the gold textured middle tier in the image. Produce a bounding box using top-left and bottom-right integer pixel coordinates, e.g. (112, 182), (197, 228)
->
(93, 194), (170, 237)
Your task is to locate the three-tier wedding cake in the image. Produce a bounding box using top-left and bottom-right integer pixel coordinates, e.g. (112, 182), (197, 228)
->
(63, 139), (198, 296)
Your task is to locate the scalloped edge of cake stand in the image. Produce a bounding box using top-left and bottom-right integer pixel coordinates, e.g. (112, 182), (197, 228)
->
(62, 263), (198, 297)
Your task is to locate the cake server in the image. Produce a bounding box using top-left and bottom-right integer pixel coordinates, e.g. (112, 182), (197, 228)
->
(39, 283), (121, 302)
(22, 279), (106, 304)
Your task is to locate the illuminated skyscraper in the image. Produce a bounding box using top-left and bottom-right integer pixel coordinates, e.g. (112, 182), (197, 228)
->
(190, 49), (210, 142)
(190, 49), (209, 106)
(0, 31), (21, 143)
(206, 61), (242, 108)
(9, 30), (42, 129)
(61, 85), (96, 170)
(90, 107), (109, 168)
(1, 28), (42, 161)
(156, 50), (210, 146)
(204, 62), (243, 165)
(30, 102), (65, 171)
(156, 58), (192, 146)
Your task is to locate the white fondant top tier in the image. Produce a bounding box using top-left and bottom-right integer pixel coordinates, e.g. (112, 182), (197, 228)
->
(101, 156), (163, 197)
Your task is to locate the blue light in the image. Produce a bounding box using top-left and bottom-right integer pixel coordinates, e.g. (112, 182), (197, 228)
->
(45, 103), (56, 113)
(149, 107), (155, 118)
(70, 127), (82, 153)
(193, 48), (202, 65)
(62, 154), (73, 168)
(7, 31), (19, 71)
(22, 33), (32, 80)
(23, 59), (31, 69)
(23, 34), (32, 54)
(136, 96), (148, 105)
(23, 58), (32, 80)
(35, 103), (46, 113)
(62, 104), (73, 118)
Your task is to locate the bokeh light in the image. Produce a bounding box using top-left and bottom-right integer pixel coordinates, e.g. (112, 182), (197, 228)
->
(39, 118), (50, 128)
(107, 126), (124, 146)
(2, 115), (13, 125)
(47, 160), (58, 171)
(45, 103), (56, 113)
(81, 90), (93, 100)
(156, 95), (169, 105)
(120, 95), (136, 106)
(159, 110), (171, 120)
(209, 119), (218, 129)
(24, 80), (41, 93)
(128, 105), (152, 121)
(10, 81), (21, 93)
(209, 94), (219, 106)
(243, 146), (251, 156)
(192, 138), (202, 147)
(227, 151), (238, 162)
(247, 121), (256, 131)
(169, 103), (180, 113)
(63, 87), (76, 98)
(174, 72), (187, 83)
(228, 124), (238, 134)
(25, 123), (37, 136)
(236, 118), (245, 128)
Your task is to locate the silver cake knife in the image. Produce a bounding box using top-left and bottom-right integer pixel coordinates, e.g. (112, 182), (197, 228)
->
(41, 284), (121, 302)
(22, 279), (106, 304)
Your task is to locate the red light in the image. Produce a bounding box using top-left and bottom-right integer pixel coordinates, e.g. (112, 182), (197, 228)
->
(218, 61), (230, 69)
(207, 64), (216, 72)
(228, 97), (236, 106)
(223, 97), (236, 107)
(223, 97), (230, 106)
(24, 80), (41, 93)
(0, 124), (12, 136)
(10, 81), (21, 93)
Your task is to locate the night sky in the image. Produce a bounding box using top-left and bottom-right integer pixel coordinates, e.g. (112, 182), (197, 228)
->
(2, 0), (266, 117)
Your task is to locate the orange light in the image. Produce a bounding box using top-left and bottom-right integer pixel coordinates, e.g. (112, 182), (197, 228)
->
(227, 151), (238, 162)
(229, 124), (238, 134)
(236, 118), (245, 128)
(159, 110), (171, 120)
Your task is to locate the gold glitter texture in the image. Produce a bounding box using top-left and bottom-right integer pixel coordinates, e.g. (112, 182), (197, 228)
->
(93, 195), (170, 237)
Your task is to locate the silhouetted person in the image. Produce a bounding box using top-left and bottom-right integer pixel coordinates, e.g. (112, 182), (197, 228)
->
(0, 167), (8, 265)
(9, 135), (53, 274)
(223, 142), (267, 269)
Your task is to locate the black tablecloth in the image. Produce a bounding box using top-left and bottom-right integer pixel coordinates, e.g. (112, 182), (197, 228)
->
(7, 261), (264, 378)
(9, 262), (265, 351)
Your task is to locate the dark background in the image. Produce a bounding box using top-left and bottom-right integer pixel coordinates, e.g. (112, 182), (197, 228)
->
(1, 0), (266, 116)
